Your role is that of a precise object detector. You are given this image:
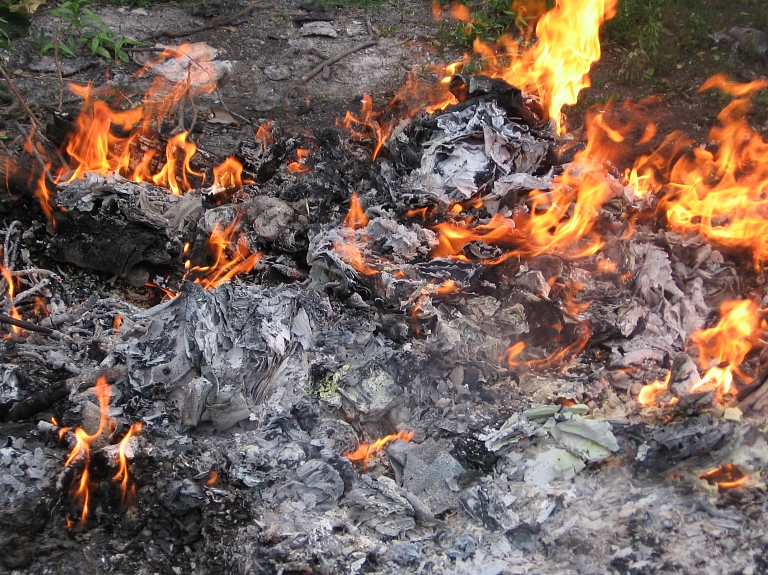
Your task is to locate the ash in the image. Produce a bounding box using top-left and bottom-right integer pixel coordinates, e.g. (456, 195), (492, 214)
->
(1, 83), (767, 575)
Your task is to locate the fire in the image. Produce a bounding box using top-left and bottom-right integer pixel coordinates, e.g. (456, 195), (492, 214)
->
(637, 371), (672, 407)
(449, 0), (617, 132)
(60, 377), (143, 525)
(184, 219), (262, 289)
(344, 430), (414, 468)
(62, 377), (112, 527)
(333, 193), (380, 275)
(206, 471), (219, 486)
(433, 106), (625, 261)
(287, 148), (312, 173)
(627, 75), (768, 264)
(689, 300), (762, 396)
(46, 44), (248, 198)
(699, 463), (749, 491)
(255, 121), (274, 147)
(504, 323), (591, 371)
(0, 259), (23, 337)
(337, 95), (389, 161)
(212, 157), (247, 189)
(113, 422), (142, 507)
(113, 314), (122, 332)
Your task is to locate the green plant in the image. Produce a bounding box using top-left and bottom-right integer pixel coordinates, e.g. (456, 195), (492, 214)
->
(42, 0), (143, 60)
(436, 0), (518, 51)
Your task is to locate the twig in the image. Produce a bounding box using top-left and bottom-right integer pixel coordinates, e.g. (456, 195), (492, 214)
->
(301, 40), (378, 83)
(13, 277), (53, 307)
(366, 15), (373, 37)
(144, 2), (275, 40)
(0, 312), (55, 335)
(54, 27), (64, 112)
(11, 121), (53, 182)
(3, 221), (20, 271)
(0, 60), (44, 130)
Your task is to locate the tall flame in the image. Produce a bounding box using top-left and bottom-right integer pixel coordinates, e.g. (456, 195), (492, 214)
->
(113, 422), (143, 507)
(63, 377), (112, 527)
(628, 75), (768, 264)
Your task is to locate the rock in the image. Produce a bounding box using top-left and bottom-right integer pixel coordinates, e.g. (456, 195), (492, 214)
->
(300, 21), (338, 37)
(346, 21), (367, 36)
(264, 65), (292, 81)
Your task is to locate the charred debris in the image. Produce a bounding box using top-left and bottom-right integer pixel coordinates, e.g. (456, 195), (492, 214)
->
(0, 69), (767, 575)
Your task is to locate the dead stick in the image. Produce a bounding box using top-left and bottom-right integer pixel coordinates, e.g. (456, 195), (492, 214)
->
(301, 40), (378, 83)
(54, 27), (64, 112)
(144, 2), (275, 40)
(11, 121), (53, 182)
(0, 312), (54, 335)
(0, 62), (44, 129)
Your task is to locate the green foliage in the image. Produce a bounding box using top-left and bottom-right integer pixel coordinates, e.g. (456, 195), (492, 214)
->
(0, 4), (31, 48)
(437, 0), (518, 50)
(41, 0), (144, 60)
(318, 0), (384, 10)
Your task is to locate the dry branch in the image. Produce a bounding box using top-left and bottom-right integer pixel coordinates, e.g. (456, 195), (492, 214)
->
(301, 40), (378, 83)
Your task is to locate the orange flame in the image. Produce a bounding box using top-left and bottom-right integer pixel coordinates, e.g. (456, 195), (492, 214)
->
(206, 471), (219, 486)
(699, 463), (749, 491)
(287, 148), (312, 173)
(113, 314), (122, 332)
(637, 371), (672, 407)
(212, 157), (246, 188)
(433, 106), (625, 261)
(504, 323), (591, 371)
(255, 121), (274, 147)
(445, 0), (617, 132)
(345, 430), (414, 468)
(689, 300), (762, 396)
(627, 75), (768, 264)
(64, 377), (112, 527)
(333, 193), (381, 275)
(53, 45), (244, 195)
(184, 220), (262, 289)
(337, 95), (390, 161)
(113, 422), (142, 507)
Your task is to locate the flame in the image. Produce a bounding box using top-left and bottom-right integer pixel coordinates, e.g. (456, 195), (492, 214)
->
(699, 463), (749, 491)
(433, 107), (624, 261)
(333, 193), (380, 275)
(504, 323), (591, 371)
(145, 281), (178, 300)
(451, 0), (617, 132)
(627, 75), (768, 264)
(113, 422), (142, 507)
(113, 314), (122, 332)
(255, 121), (274, 147)
(212, 156), (246, 188)
(287, 148), (312, 173)
(450, 3), (471, 22)
(637, 371), (672, 407)
(64, 377), (112, 527)
(206, 471), (219, 486)
(344, 430), (414, 468)
(50, 45), (245, 195)
(337, 95), (390, 161)
(0, 260), (23, 337)
(689, 300), (762, 396)
(184, 220), (262, 289)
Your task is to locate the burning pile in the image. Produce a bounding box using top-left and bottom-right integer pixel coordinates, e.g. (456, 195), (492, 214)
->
(2, 0), (768, 573)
